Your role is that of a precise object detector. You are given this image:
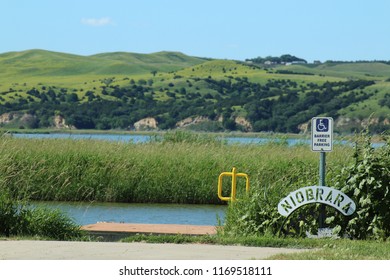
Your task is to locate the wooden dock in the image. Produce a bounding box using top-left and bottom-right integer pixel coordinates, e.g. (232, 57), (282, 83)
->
(81, 223), (218, 241)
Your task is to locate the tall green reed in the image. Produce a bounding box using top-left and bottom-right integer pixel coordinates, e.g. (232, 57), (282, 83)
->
(0, 189), (82, 239)
(0, 136), (352, 205)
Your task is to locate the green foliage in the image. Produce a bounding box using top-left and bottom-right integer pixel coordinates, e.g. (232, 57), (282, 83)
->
(247, 54), (307, 64)
(331, 132), (390, 240)
(0, 136), (347, 205)
(152, 130), (226, 145)
(0, 77), (375, 132)
(223, 131), (390, 240)
(223, 192), (282, 237)
(0, 191), (82, 240)
(222, 158), (321, 238)
(24, 207), (83, 240)
(0, 190), (26, 236)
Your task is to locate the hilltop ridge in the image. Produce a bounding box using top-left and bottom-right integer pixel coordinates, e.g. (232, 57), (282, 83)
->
(0, 49), (208, 77)
(0, 49), (390, 133)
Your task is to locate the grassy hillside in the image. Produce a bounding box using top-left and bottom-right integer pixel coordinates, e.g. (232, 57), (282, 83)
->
(91, 51), (208, 67)
(0, 49), (390, 133)
(277, 62), (390, 80)
(0, 49), (208, 103)
(0, 49), (208, 75)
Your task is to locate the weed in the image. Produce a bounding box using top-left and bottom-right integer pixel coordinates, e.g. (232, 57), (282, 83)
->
(0, 191), (82, 240)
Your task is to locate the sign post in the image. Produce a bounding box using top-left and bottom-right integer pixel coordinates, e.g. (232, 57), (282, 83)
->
(311, 117), (333, 152)
(277, 118), (356, 237)
(311, 117), (333, 228)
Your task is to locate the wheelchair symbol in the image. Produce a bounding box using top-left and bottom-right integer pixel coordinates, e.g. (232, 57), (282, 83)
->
(316, 119), (329, 132)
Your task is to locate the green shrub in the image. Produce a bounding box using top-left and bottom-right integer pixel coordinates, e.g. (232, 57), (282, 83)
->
(222, 162), (321, 238)
(222, 154), (329, 237)
(223, 132), (390, 240)
(25, 207), (83, 240)
(222, 192), (282, 237)
(331, 132), (390, 240)
(0, 191), (82, 240)
(0, 191), (25, 236)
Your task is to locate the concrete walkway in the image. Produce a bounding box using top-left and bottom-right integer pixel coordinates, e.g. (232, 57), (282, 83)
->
(0, 240), (307, 260)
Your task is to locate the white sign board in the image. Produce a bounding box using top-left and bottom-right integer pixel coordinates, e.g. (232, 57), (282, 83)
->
(311, 117), (333, 152)
(277, 186), (356, 217)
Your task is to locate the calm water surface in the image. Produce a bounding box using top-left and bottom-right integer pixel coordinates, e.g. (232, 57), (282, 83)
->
(14, 133), (151, 143)
(13, 132), (311, 146)
(13, 132), (379, 147)
(33, 201), (226, 226)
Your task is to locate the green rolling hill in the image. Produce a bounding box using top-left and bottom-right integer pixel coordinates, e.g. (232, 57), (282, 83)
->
(0, 49), (208, 77)
(0, 49), (390, 133)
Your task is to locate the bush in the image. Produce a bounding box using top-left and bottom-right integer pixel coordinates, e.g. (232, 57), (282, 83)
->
(0, 191), (25, 236)
(222, 158), (321, 238)
(0, 191), (82, 240)
(332, 132), (390, 240)
(222, 192), (282, 237)
(25, 207), (83, 240)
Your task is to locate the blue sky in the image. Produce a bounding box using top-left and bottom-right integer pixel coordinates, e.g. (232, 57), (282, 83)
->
(1, 0), (390, 62)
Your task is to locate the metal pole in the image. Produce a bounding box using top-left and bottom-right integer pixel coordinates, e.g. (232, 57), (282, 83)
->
(318, 152), (326, 228)
(231, 167), (237, 201)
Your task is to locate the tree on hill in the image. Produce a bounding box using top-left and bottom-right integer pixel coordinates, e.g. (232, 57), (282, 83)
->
(0, 77), (377, 132)
(246, 54), (307, 64)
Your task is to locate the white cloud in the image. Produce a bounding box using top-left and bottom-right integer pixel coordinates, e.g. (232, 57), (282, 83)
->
(81, 17), (113, 27)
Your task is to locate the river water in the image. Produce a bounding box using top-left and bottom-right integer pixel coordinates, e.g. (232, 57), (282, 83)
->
(13, 132), (311, 146)
(13, 132), (383, 147)
(33, 201), (226, 226)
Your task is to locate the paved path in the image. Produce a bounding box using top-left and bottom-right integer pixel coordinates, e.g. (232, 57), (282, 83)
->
(0, 240), (307, 260)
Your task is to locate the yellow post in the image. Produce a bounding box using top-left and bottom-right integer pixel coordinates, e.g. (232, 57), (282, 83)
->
(217, 167), (250, 202)
(231, 167), (237, 201)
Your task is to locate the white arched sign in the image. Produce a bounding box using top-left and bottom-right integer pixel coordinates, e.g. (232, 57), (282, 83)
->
(277, 186), (356, 217)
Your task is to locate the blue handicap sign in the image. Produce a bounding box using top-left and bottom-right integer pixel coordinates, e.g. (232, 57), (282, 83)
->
(316, 118), (329, 132)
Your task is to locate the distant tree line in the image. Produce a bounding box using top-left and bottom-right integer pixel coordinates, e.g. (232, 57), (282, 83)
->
(246, 55), (390, 65)
(246, 54), (307, 64)
(0, 77), (375, 133)
(324, 60), (390, 65)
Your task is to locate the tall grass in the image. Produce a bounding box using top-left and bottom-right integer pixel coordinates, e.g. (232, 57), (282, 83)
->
(0, 190), (82, 240)
(0, 134), (353, 205)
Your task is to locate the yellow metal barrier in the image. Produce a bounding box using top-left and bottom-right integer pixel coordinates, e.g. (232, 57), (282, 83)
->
(217, 167), (250, 202)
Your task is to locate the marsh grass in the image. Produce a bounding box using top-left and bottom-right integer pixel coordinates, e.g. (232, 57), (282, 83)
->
(0, 190), (83, 240)
(0, 135), (353, 205)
